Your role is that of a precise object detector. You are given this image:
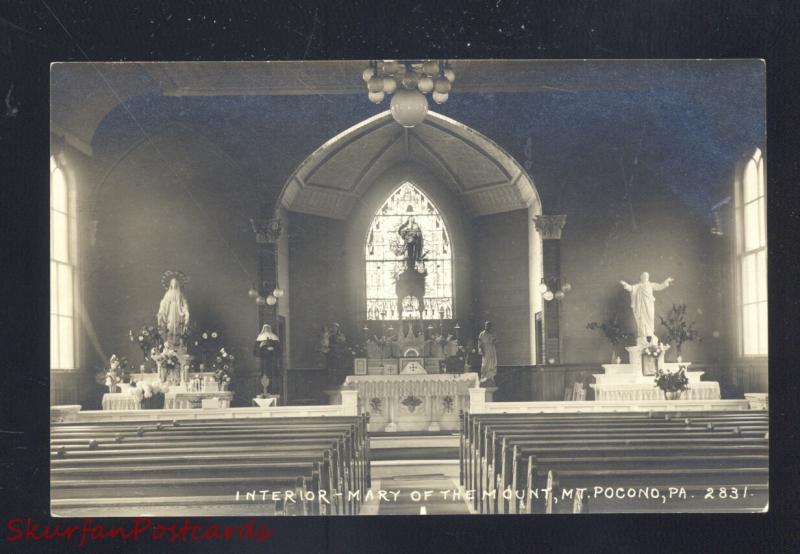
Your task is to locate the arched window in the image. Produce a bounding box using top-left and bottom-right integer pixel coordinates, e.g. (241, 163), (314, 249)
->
(735, 148), (767, 356)
(365, 182), (453, 320)
(51, 156), (76, 369)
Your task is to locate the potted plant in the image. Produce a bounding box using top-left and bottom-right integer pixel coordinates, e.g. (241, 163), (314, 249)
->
(659, 303), (700, 362)
(654, 365), (690, 400)
(586, 315), (633, 363)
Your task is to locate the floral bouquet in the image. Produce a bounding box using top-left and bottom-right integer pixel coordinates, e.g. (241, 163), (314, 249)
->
(212, 347), (235, 389)
(586, 316), (633, 362)
(654, 365), (690, 398)
(152, 347), (181, 383)
(643, 342), (668, 358)
(101, 354), (130, 392)
(129, 325), (163, 361)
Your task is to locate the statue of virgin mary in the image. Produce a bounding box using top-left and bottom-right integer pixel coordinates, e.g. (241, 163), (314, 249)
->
(157, 270), (191, 351)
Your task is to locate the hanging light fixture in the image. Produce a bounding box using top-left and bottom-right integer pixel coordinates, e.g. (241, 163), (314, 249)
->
(541, 277), (572, 302)
(362, 60), (455, 128)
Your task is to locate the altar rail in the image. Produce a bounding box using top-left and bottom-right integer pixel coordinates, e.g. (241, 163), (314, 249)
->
(467, 388), (756, 414)
(51, 390), (358, 423)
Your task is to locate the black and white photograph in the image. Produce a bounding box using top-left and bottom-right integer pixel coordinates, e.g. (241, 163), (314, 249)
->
(47, 59), (769, 517)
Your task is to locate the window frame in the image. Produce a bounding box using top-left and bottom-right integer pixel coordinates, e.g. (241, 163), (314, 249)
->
(364, 182), (455, 321)
(734, 148), (767, 359)
(50, 155), (79, 371)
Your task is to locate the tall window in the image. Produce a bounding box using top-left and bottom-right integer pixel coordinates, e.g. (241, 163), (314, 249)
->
(51, 156), (75, 369)
(365, 182), (453, 320)
(735, 148), (767, 356)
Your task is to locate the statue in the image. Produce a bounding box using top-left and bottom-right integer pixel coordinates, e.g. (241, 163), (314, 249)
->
(157, 271), (190, 351)
(620, 272), (674, 344)
(395, 216), (427, 318)
(321, 323), (348, 386)
(398, 215), (424, 268)
(478, 321), (498, 386)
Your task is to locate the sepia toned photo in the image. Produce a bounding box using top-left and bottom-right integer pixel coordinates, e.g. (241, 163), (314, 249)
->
(49, 59), (767, 516)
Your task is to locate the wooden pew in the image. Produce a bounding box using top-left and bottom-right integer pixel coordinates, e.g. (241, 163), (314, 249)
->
(51, 415), (369, 516)
(460, 411), (768, 514)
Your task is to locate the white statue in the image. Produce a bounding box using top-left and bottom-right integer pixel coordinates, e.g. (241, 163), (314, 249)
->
(157, 271), (191, 350)
(620, 272), (674, 344)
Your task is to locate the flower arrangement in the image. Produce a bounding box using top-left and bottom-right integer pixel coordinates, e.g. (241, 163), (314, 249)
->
(101, 354), (130, 391)
(654, 365), (690, 396)
(659, 304), (701, 360)
(129, 325), (163, 361)
(349, 342), (367, 358)
(643, 342), (668, 358)
(212, 347), (235, 388)
(152, 347), (181, 371)
(587, 315), (634, 361)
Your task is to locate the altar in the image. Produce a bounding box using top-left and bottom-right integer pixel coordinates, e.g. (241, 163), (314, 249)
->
(327, 372), (479, 432)
(590, 345), (720, 401)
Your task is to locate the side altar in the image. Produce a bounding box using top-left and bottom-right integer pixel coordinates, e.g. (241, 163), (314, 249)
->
(327, 372), (479, 432)
(591, 344), (720, 401)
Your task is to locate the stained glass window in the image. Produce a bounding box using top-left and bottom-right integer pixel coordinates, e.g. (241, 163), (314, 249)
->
(365, 182), (453, 320)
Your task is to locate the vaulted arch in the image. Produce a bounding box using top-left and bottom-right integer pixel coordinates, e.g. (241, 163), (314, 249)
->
(277, 111), (542, 219)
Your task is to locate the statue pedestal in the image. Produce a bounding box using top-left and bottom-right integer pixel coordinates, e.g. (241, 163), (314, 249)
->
(625, 345), (668, 372)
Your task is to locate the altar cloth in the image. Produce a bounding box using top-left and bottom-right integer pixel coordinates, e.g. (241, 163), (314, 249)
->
(591, 381), (720, 401)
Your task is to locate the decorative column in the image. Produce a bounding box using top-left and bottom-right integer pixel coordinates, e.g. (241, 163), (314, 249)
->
(533, 215), (567, 364)
(253, 216), (285, 403)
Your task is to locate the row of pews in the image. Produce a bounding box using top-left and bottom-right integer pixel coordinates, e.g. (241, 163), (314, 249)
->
(51, 415), (370, 516)
(460, 410), (769, 514)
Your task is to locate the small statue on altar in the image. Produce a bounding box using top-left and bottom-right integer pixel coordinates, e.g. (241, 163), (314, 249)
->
(620, 272), (674, 345)
(157, 271), (191, 352)
(478, 321), (498, 386)
(321, 322), (348, 386)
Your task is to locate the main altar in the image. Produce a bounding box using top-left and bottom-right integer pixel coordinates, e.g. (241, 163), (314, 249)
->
(328, 372), (478, 432)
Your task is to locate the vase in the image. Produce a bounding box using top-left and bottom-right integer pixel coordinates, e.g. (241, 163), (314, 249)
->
(107, 385), (120, 394)
(220, 382), (228, 391)
(664, 390), (681, 400)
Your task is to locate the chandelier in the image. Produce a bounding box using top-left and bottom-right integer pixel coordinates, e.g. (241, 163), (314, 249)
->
(362, 60), (455, 128)
(539, 277), (572, 302)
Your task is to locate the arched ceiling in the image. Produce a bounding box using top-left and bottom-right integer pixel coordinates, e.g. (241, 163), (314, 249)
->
(280, 111), (539, 219)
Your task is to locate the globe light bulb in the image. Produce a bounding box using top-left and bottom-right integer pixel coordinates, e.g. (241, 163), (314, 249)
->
(368, 91), (385, 104)
(273, 288), (284, 298)
(390, 89), (428, 128)
(418, 76), (434, 93)
(400, 71), (419, 90)
(266, 295), (277, 306)
(538, 283), (548, 294)
(434, 77), (451, 94)
(431, 91), (449, 104)
(555, 290), (565, 300)
(562, 282), (572, 292)
(368, 76), (384, 93)
(362, 67), (375, 82)
(543, 290), (554, 301)
(248, 288), (259, 298)
(256, 296), (267, 306)
(422, 60), (440, 75)
(443, 68), (455, 82)
(383, 77), (398, 94)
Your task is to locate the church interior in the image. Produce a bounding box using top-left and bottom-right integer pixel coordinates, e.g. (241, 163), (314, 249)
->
(50, 60), (768, 515)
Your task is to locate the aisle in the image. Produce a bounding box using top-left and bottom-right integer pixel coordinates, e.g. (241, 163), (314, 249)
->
(365, 473), (471, 515)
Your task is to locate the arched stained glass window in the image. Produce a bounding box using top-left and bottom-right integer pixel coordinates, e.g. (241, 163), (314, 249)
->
(365, 182), (453, 320)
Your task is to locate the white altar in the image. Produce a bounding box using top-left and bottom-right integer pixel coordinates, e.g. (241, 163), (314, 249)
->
(328, 372), (479, 432)
(591, 345), (720, 401)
